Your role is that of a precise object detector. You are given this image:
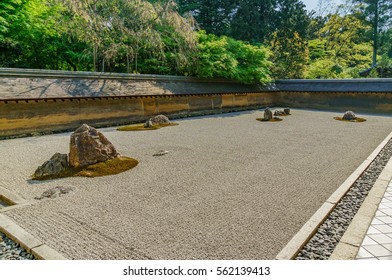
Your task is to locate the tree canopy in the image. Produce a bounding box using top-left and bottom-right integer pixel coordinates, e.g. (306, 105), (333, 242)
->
(2, 0), (392, 81)
(351, 0), (392, 66)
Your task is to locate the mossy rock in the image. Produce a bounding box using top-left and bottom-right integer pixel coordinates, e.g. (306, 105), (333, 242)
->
(256, 118), (283, 122)
(334, 117), (367, 123)
(276, 113), (291, 116)
(117, 123), (179, 131)
(32, 156), (138, 181)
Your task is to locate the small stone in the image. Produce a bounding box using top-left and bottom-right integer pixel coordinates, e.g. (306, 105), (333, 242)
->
(284, 108), (291, 115)
(149, 115), (170, 125)
(144, 115), (171, 128)
(35, 186), (74, 200)
(37, 188), (57, 200)
(263, 107), (273, 121)
(59, 186), (73, 195)
(342, 111), (356, 121)
(144, 120), (153, 128)
(274, 110), (285, 116)
(153, 150), (169, 156)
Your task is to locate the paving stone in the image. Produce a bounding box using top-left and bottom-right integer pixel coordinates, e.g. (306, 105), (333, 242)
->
(363, 244), (392, 257)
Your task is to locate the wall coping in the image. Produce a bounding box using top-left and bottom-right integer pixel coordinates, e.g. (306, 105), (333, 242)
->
(0, 68), (241, 83)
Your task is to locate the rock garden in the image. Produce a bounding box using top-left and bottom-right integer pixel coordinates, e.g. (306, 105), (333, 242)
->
(256, 107), (291, 122)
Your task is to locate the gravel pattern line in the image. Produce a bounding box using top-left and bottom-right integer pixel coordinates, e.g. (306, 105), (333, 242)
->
(296, 138), (392, 260)
(0, 232), (35, 260)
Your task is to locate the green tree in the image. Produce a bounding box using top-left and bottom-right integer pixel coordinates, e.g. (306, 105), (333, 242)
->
(195, 31), (271, 84)
(0, 0), (26, 66)
(0, 0), (27, 37)
(318, 13), (370, 59)
(0, 0), (66, 69)
(305, 1), (378, 78)
(269, 0), (310, 78)
(177, 0), (238, 36)
(63, 0), (198, 73)
(230, 0), (276, 43)
(352, 0), (392, 66)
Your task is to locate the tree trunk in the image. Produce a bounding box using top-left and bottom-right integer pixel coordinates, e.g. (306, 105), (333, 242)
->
(93, 44), (97, 72)
(65, 58), (78, 71)
(127, 52), (130, 73)
(373, 1), (379, 67)
(135, 51), (138, 73)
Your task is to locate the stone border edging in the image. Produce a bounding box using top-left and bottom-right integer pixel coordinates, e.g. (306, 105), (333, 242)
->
(275, 131), (392, 260)
(0, 186), (27, 206)
(0, 187), (68, 260)
(329, 157), (392, 259)
(0, 214), (68, 260)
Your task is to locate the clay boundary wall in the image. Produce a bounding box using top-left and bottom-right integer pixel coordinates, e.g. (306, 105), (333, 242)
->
(275, 79), (392, 114)
(1, 69), (392, 138)
(0, 93), (275, 138)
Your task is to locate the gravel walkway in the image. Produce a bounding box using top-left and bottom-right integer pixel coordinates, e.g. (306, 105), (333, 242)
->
(296, 138), (392, 259)
(1, 109), (392, 259)
(0, 232), (34, 260)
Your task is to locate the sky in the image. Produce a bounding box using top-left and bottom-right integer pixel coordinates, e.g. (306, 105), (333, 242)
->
(301, 0), (344, 12)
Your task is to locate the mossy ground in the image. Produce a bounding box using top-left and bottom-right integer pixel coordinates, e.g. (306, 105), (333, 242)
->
(32, 156), (139, 181)
(117, 122), (179, 131)
(334, 117), (367, 123)
(256, 118), (283, 122)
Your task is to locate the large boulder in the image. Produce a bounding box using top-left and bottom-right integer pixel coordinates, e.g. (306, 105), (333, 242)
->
(34, 153), (68, 179)
(343, 111), (356, 121)
(69, 124), (119, 168)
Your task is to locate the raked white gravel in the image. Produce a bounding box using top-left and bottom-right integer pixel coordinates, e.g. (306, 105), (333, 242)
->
(1, 109), (392, 259)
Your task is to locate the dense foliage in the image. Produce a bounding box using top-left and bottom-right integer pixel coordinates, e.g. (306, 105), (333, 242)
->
(177, 0), (392, 79)
(1, 0), (392, 81)
(196, 31), (271, 83)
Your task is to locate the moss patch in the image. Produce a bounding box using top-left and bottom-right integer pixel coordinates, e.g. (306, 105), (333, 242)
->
(32, 156), (138, 181)
(334, 117), (367, 123)
(256, 118), (283, 122)
(117, 122), (179, 131)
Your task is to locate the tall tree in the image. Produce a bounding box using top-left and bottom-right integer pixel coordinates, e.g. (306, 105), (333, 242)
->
(269, 0), (311, 78)
(195, 31), (271, 83)
(176, 0), (277, 43)
(0, 0), (27, 37)
(64, 0), (197, 73)
(1, 0), (65, 69)
(307, 11), (373, 79)
(352, 0), (392, 66)
(230, 0), (276, 42)
(177, 0), (238, 36)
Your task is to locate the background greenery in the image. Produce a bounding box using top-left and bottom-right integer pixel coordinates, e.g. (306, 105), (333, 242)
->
(1, 0), (392, 83)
